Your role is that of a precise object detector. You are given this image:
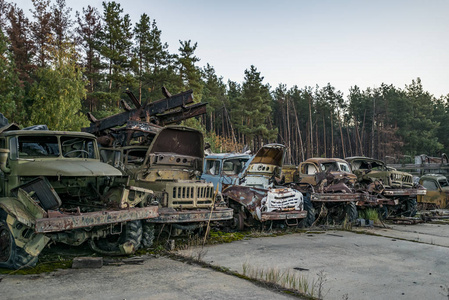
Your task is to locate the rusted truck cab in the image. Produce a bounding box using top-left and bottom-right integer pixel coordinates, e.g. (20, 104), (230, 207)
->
(0, 124), (157, 269)
(417, 174), (449, 209)
(100, 126), (234, 235)
(222, 144), (314, 229)
(290, 158), (359, 224)
(345, 156), (426, 217)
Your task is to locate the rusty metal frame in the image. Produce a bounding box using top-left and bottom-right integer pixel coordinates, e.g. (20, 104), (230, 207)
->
(260, 210), (307, 221)
(148, 207), (233, 223)
(34, 206), (158, 233)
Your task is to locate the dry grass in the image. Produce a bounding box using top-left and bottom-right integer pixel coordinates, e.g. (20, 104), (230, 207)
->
(242, 262), (328, 299)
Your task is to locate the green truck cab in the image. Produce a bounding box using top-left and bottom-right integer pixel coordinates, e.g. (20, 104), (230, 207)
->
(0, 124), (157, 269)
(99, 126), (234, 236)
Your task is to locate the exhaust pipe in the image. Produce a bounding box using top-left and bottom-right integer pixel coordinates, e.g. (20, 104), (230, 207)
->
(0, 149), (10, 173)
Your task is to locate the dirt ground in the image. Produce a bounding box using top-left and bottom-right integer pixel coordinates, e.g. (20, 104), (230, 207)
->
(1, 221), (449, 300)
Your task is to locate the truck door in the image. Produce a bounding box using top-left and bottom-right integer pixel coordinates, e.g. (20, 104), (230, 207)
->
(299, 162), (319, 185)
(419, 178), (443, 207)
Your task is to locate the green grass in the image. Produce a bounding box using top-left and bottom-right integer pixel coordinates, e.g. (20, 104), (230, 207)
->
(358, 208), (380, 223)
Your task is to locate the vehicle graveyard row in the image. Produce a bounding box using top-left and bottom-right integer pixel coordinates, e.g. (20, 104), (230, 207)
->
(0, 88), (439, 271)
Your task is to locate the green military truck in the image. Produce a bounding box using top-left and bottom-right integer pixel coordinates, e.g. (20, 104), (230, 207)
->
(84, 89), (233, 238)
(0, 123), (158, 269)
(98, 126), (234, 238)
(346, 156), (426, 217)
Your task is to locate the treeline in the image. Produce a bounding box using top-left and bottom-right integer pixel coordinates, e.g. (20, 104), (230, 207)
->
(1, 0), (448, 163)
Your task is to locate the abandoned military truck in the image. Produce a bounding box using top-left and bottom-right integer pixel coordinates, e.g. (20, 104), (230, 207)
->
(346, 156), (426, 217)
(0, 124), (157, 269)
(99, 126), (234, 238)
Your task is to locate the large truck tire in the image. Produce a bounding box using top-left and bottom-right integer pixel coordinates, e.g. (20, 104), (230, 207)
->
(299, 195), (316, 228)
(0, 209), (38, 269)
(90, 220), (143, 255)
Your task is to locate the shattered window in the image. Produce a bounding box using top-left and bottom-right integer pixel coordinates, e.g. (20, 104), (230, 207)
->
(205, 160), (220, 175)
(61, 137), (96, 158)
(438, 178), (449, 188)
(126, 149), (147, 165)
(422, 179), (438, 191)
(223, 158), (249, 175)
(100, 149), (122, 168)
(17, 136), (59, 157)
(303, 164), (318, 175)
(338, 162), (351, 172)
(321, 162), (338, 172)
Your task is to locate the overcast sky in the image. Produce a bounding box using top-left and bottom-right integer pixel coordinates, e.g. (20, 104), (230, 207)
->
(14, 0), (449, 97)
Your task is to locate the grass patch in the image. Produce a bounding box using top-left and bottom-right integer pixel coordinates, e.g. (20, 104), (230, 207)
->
(358, 208), (380, 223)
(242, 262), (327, 299)
(208, 230), (247, 244)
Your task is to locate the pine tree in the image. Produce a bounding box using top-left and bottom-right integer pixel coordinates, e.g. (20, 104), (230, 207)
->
(76, 5), (102, 112)
(177, 40), (202, 102)
(97, 1), (136, 106)
(0, 29), (25, 123)
(6, 3), (35, 85)
(0, 0), (9, 33)
(240, 65), (277, 150)
(202, 64), (227, 134)
(50, 0), (73, 50)
(30, 0), (52, 67)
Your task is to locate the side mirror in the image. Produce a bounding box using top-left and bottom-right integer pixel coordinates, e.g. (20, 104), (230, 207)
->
(0, 148), (11, 173)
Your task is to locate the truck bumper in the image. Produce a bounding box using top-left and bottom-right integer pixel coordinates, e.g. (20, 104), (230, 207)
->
(260, 210), (307, 222)
(34, 206), (159, 233)
(312, 193), (361, 202)
(383, 188), (426, 197)
(148, 207), (234, 223)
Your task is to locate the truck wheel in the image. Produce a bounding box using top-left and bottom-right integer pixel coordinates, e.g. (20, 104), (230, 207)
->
(403, 198), (417, 217)
(327, 202), (357, 225)
(141, 223), (155, 248)
(0, 213), (38, 269)
(299, 196), (316, 228)
(345, 202), (358, 223)
(90, 220), (143, 255)
(234, 210), (245, 231)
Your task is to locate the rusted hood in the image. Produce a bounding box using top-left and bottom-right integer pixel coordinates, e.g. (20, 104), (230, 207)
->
(249, 144), (285, 167)
(147, 126), (203, 158)
(15, 160), (123, 177)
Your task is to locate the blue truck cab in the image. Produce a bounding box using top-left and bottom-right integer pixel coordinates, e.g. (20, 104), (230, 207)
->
(201, 152), (252, 192)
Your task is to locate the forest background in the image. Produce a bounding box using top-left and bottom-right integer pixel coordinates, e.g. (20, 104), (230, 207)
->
(1, 0), (449, 164)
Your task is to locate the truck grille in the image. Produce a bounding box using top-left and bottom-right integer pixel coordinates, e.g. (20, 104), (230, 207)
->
(390, 172), (413, 188)
(170, 184), (214, 208)
(265, 188), (302, 212)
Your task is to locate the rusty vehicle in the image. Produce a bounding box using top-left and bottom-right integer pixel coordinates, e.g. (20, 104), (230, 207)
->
(221, 144), (314, 229)
(417, 174), (449, 209)
(97, 126), (233, 236)
(0, 123), (158, 269)
(345, 156), (426, 217)
(83, 89), (233, 238)
(97, 126), (234, 237)
(285, 158), (359, 224)
(201, 152), (252, 194)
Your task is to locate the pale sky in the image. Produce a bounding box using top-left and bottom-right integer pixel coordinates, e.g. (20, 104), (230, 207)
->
(14, 0), (449, 98)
